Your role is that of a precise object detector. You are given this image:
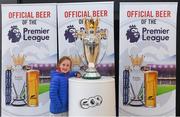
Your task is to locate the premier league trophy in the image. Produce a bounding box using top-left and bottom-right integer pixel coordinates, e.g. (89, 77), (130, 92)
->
(68, 17), (115, 116)
(128, 55), (144, 106)
(11, 54), (27, 106)
(76, 17), (108, 79)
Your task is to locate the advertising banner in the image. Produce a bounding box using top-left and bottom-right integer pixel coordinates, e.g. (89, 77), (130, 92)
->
(1, 4), (57, 116)
(57, 2), (115, 116)
(119, 2), (177, 116)
(58, 2), (114, 76)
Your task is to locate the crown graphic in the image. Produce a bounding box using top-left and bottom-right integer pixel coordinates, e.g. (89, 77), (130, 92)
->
(11, 25), (18, 29)
(84, 17), (99, 32)
(67, 25), (75, 29)
(129, 25), (136, 29)
(12, 54), (25, 65)
(129, 55), (144, 67)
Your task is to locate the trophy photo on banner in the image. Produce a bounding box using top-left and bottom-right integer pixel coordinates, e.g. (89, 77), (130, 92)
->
(11, 54), (27, 106)
(128, 54), (144, 106)
(5, 54), (40, 107)
(122, 53), (158, 107)
(76, 17), (108, 79)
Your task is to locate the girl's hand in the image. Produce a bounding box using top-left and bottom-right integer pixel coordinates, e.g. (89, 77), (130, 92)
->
(76, 72), (81, 78)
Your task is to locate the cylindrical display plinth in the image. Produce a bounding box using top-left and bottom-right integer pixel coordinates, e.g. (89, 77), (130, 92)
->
(69, 77), (115, 116)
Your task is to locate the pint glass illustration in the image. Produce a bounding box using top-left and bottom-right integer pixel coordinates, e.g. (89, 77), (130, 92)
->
(26, 70), (39, 106)
(144, 71), (158, 107)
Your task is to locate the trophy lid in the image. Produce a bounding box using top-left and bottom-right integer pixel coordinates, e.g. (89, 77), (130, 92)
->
(84, 17), (99, 33)
(12, 54), (25, 65)
(129, 55), (144, 67)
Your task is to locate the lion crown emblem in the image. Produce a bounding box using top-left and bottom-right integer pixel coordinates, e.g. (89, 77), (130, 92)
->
(126, 25), (140, 43)
(8, 25), (21, 43)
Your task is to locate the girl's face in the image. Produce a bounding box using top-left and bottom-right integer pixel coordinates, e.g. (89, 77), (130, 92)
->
(59, 59), (71, 73)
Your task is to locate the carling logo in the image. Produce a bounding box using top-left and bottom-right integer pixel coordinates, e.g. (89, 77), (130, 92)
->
(126, 25), (140, 43)
(8, 25), (21, 43)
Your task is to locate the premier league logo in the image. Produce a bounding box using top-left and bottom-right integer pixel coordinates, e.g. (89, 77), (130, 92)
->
(64, 25), (77, 43)
(126, 25), (140, 43)
(8, 26), (21, 43)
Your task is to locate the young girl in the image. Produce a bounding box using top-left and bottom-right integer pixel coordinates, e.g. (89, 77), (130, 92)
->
(49, 56), (80, 114)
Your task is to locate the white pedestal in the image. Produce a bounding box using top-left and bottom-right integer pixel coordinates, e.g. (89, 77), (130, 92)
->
(69, 76), (115, 116)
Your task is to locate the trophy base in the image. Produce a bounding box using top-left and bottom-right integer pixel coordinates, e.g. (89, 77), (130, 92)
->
(69, 77), (115, 116)
(11, 99), (26, 106)
(83, 67), (101, 79)
(128, 99), (144, 106)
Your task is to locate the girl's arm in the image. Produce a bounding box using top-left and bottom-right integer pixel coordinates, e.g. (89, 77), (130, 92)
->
(69, 71), (81, 78)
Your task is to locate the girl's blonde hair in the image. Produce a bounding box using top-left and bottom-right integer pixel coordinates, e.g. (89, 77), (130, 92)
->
(57, 56), (72, 70)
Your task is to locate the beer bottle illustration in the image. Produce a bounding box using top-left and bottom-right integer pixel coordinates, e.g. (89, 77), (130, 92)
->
(5, 68), (12, 105)
(123, 68), (130, 105)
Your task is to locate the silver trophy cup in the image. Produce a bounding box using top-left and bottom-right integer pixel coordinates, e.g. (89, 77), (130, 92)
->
(11, 55), (27, 106)
(76, 17), (108, 79)
(128, 55), (144, 106)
